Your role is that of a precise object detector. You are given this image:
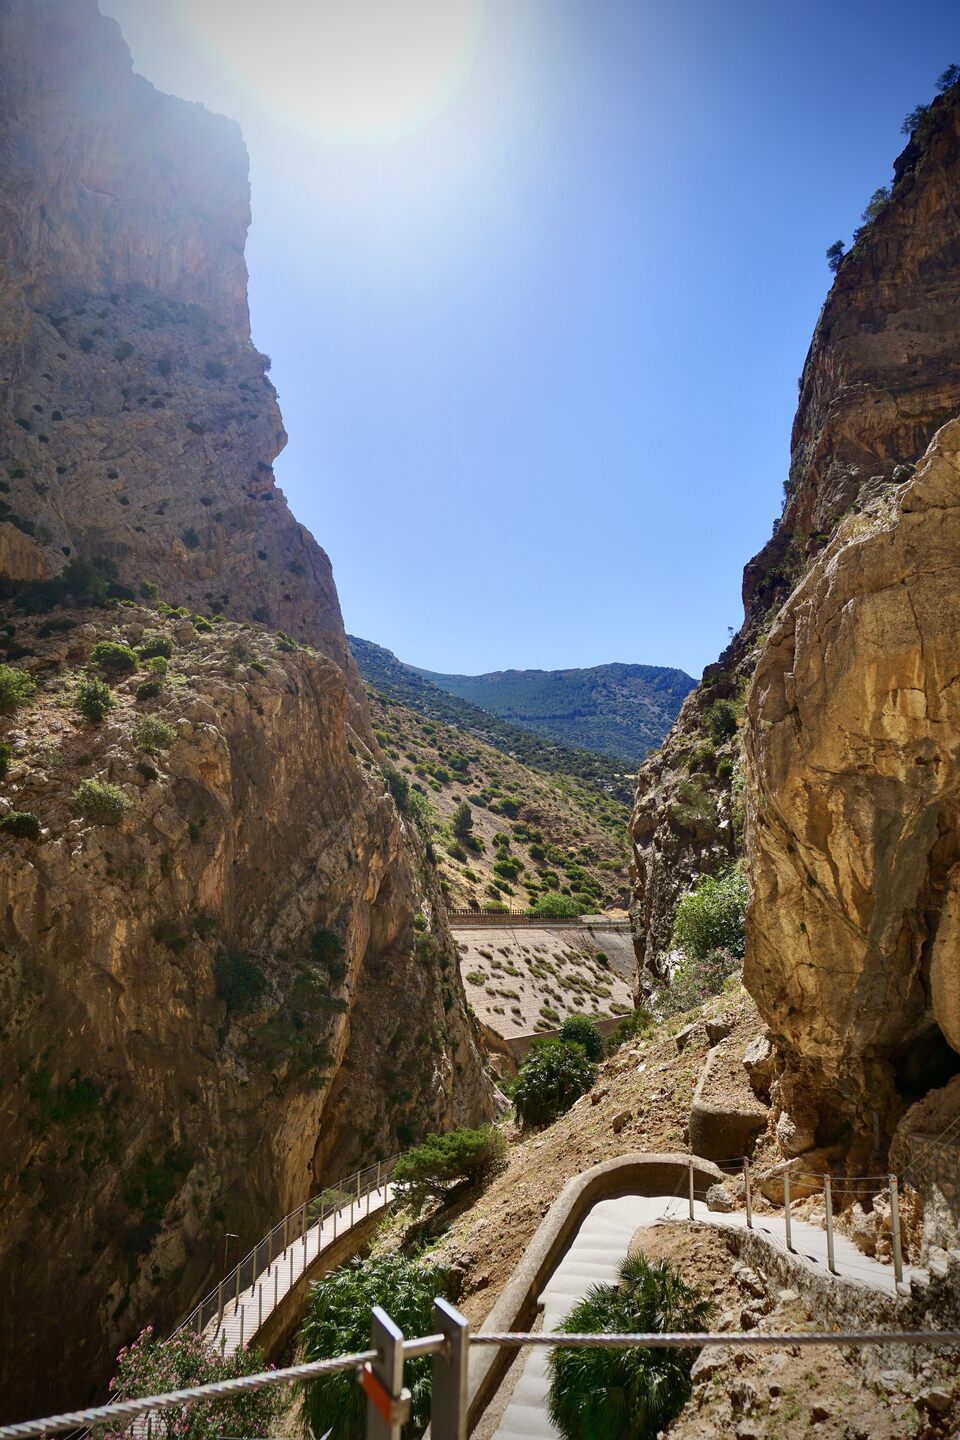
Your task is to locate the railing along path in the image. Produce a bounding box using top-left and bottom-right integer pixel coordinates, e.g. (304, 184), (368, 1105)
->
(179, 1155), (399, 1354)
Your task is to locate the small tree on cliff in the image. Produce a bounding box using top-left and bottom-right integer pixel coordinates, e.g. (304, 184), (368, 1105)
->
(671, 864), (747, 961)
(451, 800), (473, 838)
(826, 240), (845, 273)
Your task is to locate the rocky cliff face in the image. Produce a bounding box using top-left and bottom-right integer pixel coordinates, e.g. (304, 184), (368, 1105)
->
(745, 420), (960, 1158)
(0, 0), (492, 1419)
(0, 610), (490, 1419)
(0, 0), (353, 678)
(631, 80), (960, 989)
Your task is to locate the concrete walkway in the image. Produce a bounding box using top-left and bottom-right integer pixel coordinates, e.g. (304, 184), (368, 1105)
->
(206, 1182), (396, 1356)
(492, 1190), (913, 1440)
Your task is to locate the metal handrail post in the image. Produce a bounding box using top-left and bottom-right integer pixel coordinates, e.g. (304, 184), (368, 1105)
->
(890, 1174), (904, 1285)
(744, 1158), (752, 1229)
(784, 1169), (793, 1252)
(825, 1175), (837, 1274)
(364, 1306), (411, 1439)
(430, 1298), (469, 1439)
(688, 1158), (695, 1220)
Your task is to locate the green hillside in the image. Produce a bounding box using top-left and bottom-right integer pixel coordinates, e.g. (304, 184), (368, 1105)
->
(414, 661), (695, 764)
(349, 636), (634, 801)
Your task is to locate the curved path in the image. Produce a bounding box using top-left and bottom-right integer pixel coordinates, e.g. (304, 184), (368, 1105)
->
(206, 1180), (396, 1356)
(492, 1189), (913, 1440)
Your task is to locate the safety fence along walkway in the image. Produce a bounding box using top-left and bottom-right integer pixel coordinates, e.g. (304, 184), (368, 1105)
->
(3, 1304), (959, 1440)
(179, 1157), (399, 1355)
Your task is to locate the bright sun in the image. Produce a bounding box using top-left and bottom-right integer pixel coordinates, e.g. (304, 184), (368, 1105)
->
(176, 0), (484, 142)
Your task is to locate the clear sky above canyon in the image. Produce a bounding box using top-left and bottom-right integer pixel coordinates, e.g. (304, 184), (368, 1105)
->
(101, 0), (959, 678)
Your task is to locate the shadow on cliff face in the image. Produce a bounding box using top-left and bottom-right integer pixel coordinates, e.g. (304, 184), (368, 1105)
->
(893, 1023), (960, 1102)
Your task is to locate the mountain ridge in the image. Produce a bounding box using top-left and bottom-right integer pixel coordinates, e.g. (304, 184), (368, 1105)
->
(414, 659), (696, 765)
(348, 634), (638, 800)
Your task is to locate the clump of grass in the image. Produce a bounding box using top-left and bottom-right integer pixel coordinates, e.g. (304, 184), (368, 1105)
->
(133, 715), (177, 752)
(72, 778), (131, 825)
(0, 664), (36, 715)
(74, 677), (115, 724)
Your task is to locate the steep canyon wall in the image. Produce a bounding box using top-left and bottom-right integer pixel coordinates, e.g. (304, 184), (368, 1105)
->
(0, 0), (491, 1418)
(632, 83), (960, 1158)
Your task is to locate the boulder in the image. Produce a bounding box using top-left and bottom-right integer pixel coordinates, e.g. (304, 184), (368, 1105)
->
(706, 1182), (736, 1213)
(705, 1014), (734, 1043)
(742, 1032), (776, 1099)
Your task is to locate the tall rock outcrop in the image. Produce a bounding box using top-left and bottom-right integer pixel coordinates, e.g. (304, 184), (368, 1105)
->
(0, 0), (492, 1419)
(745, 419), (960, 1154)
(0, 0), (352, 678)
(631, 80), (960, 990)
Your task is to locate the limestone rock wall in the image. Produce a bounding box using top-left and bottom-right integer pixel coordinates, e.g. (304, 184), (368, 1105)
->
(632, 80), (960, 987)
(0, 0), (353, 680)
(745, 419), (960, 1154)
(0, 610), (491, 1419)
(0, 1), (493, 1419)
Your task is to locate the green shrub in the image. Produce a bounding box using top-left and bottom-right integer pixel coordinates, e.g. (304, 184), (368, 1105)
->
(109, 1327), (278, 1437)
(312, 927), (347, 982)
(74, 676), (115, 723)
(607, 1007), (655, 1052)
(214, 949), (268, 1013)
(133, 714), (177, 752)
(72, 778), (131, 825)
(139, 634), (174, 660)
(451, 800), (473, 838)
(716, 757), (734, 779)
(656, 948), (741, 1018)
(0, 741), (11, 778)
(670, 779), (714, 827)
(392, 1125), (505, 1208)
(672, 865), (747, 960)
(383, 764), (410, 813)
(192, 614), (213, 633)
(703, 698), (739, 744)
(136, 679), (164, 701)
(513, 1040), (596, 1130)
(559, 1015), (604, 1062)
(298, 1254), (449, 1439)
(275, 631), (298, 653)
(91, 640), (138, 677)
(493, 855), (523, 881)
(548, 1253), (710, 1440)
(0, 810), (41, 841)
(147, 655), (168, 675)
(527, 891), (581, 920)
(0, 663), (36, 714)
(181, 526), (201, 550)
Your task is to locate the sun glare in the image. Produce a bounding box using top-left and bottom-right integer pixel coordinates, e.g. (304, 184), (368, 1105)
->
(175, 0), (484, 142)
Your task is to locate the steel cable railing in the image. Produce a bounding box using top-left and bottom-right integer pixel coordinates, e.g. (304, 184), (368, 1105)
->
(5, 1322), (960, 1439)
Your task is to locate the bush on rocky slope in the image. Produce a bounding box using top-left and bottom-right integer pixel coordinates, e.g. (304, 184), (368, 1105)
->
(548, 1252), (710, 1440)
(298, 1254), (450, 1440)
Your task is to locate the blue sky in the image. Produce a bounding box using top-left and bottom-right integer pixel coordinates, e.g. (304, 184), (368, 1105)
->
(102, 0), (959, 679)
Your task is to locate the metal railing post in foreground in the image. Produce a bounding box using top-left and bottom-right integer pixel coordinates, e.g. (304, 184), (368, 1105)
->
(362, 1306), (411, 1440)
(824, 1174), (837, 1274)
(430, 1299), (470, 1439)
(688, 1158), (695, 1221)
(890, 1174), (904, 1285)
(784, 1169), (793, 1252)
(744, 1158), (753, 1229)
